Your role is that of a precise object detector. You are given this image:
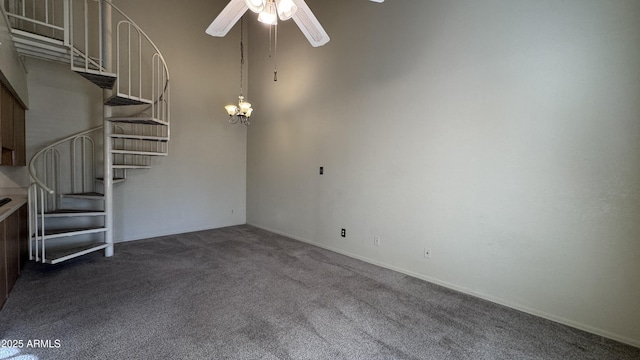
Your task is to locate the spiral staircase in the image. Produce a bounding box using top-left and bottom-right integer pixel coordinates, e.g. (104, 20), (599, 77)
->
(2, 0), (170, 264)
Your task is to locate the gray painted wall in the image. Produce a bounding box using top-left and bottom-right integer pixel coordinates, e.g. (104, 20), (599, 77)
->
(246, 0), (640, 346)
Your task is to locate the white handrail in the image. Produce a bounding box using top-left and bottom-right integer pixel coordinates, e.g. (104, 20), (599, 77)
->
(29, 125), (102, 262)
(5, 13), (64, 31)
(99, 0), (168, 80)
(79, 0), (170, 122)
(4, 0), (64, 38)
(4, 0), (171, 123)
(28, 125), (103, 194)
(71, 135), (95, 194)
(42, 148), (60, 210)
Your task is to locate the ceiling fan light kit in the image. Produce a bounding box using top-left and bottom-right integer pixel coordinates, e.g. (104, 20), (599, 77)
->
(275, 0), (298, 21)
(206, 0), (384, 47)
(257, 1), (278, 25)
(247, 0), (298, 24)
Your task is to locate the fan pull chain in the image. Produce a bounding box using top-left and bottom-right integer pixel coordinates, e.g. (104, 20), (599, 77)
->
(268, 24), (272, 58)
(273, 24), (278, 82)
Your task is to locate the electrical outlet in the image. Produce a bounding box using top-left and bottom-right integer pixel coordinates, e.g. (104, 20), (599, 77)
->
(319, 166), (324, 175)
(424, 248), (431, 259)
(374, 236), (381, 246)
(341, 228), (346, 237)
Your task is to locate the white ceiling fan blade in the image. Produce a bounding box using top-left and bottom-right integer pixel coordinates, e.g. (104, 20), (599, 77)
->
(205, 0), (249, 37)
(369, 0), (384, 2)
(291, 0), (330, 47)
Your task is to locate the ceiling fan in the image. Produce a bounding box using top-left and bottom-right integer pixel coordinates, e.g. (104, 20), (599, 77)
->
(206, 0), (384, 47)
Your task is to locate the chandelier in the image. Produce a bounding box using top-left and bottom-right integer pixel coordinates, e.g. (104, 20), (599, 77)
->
(225, 95), (253, 126)
(225, 17), (254, 126)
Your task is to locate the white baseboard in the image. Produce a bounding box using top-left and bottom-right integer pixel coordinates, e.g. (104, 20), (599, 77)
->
(116, 221), (246, 243)
(247, 222), (640, 349)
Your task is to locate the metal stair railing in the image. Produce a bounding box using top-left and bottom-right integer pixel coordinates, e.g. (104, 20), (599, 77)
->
(28, 126), (103, 261)
(28, 125), (103, 197)
(3, 0), (68, 43)
(71, 0), (170, 124)
(3, 0), (170, 124)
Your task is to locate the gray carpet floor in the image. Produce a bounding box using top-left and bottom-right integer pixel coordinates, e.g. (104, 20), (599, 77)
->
(0, 225), (638, 359)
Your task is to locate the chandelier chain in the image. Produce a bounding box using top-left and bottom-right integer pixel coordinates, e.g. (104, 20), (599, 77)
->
(240, 17), (244, 96)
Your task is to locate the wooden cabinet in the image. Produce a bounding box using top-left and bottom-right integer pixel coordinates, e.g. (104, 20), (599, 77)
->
(0, 204), (28, 310)
(0, 219), (6, 310)
(4, 208), (19, 294)
(19, 205), (28, 266)
(13, 102), (26, 166)
(0, 83), (26, 166)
